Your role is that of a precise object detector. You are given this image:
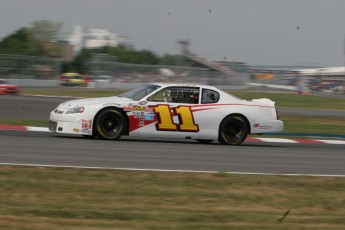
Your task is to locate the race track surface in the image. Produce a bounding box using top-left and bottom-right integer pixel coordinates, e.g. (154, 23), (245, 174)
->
(1, 94), (344, 176)
(1, 130), (344, 176)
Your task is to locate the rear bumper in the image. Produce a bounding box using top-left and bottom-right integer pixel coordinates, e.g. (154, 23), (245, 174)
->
(251, 120), (284, 134)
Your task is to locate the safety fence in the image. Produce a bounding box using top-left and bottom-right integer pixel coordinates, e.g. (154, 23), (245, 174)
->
(0, 53), (249, 85)
(0, 54), (61, 79)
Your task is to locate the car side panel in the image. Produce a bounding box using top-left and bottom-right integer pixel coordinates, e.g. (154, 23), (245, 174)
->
(128, 103), (283, 139)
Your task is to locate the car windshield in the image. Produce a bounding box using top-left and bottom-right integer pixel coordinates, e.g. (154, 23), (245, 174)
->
(119, 84), (161, 101)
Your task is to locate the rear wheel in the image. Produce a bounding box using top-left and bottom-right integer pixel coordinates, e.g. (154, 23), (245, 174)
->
(95, 109), (126, 140)
(218, 115), (249, 145)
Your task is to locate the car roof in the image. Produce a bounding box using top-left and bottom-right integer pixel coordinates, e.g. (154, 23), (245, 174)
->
(152, 82), (219, 90)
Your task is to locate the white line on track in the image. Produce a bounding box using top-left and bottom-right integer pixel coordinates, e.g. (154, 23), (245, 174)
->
(1, 162), (345, 177)
(317, 139), (345, 145)
(26, 127), (50, 132)
(256, 137), (298, 143)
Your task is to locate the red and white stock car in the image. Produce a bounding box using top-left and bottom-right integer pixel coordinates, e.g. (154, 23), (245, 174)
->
(0, 79), (19, 94)
(49, 83), (283, 145)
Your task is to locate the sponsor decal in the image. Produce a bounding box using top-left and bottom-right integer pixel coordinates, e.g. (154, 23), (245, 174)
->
(145, 107), (154, 112)
(139, 101), (148, 105)
(73, 128), (80, 133)
(144, 114), (154, 121)
(123, 106), (144, 111)
(132, 111), (144, 115)
(81, 128), (92, 134)
(134, 115), (144, 119)
(133, 111), (144, 119)
(123, 106), (153, 112)
(139, 120), (145, 127)
(123, 106), (134, 112)
(258, 125), (272, 129)
(81, 119), (92, 129)
(133, 106), (145, 111)
(103, 102), (121, 107)
(253, 123), (271, 129)
(132, 111), (154, 120)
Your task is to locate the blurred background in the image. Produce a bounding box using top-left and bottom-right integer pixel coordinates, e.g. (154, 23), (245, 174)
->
(0, 0), (344, 93)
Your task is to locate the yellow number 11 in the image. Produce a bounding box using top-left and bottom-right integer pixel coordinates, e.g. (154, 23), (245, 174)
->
(153, 105), (199, 132)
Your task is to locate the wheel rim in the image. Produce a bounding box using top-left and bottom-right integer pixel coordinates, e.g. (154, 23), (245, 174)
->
(100, 114), (122, 136)
(224, 120), (244, 142)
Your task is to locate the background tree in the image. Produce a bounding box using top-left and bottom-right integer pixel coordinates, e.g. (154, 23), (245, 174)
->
(0, 20), (63, 57)
(0, 20), (188, 74)
(29, 20), (63, 43)
(0, 28), (35, 55)
(28, 20), (63, 57)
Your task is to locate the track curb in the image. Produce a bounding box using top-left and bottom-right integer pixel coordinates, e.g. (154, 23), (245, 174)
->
(1, 125), (344, 145)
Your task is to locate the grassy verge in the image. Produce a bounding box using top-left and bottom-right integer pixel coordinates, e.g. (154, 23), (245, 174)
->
(21, 88), (127, 98)
(1, 115), (344, 135)
(228, 91), (345, 110)
(0, 119), (48, 127)
(0, 166), (344, 229)
(279, 115), (345, 135)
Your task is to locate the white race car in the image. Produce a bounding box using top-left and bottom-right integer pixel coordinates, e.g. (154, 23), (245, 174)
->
(49, 83), (283, 145)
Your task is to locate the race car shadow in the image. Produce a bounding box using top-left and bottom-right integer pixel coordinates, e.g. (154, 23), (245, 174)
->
(53, 134), (285, 148)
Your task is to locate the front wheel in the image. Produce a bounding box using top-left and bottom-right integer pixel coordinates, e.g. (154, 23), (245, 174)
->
(218, 115), (249, 145)
(95, 109), (126, 140)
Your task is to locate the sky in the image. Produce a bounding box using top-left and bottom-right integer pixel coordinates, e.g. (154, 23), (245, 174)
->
(1, 0), (345, 67)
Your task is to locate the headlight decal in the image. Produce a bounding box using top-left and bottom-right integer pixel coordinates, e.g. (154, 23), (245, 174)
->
(65, 106), (85, 114)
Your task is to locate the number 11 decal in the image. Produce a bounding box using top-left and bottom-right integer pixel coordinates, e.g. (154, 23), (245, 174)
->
(153, 104), (199, 132)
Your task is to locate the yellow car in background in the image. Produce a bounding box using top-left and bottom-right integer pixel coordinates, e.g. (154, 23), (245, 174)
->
(59, 73), (87, 86)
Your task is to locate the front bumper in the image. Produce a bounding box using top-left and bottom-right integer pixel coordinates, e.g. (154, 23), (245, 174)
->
(49, 111), (93, 135)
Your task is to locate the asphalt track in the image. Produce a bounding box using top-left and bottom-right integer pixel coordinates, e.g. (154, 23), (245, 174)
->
(1, 94), (345, 176)
(0, 130), (344, 176)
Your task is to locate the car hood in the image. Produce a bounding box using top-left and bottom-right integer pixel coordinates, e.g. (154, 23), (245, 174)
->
(57, 96), (134, 108)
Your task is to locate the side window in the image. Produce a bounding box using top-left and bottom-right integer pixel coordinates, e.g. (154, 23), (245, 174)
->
(170, 87), (199, 104)
(148, 88), (172, 102)
(148, 87), (200, 104)
(202, 89), (219, 104)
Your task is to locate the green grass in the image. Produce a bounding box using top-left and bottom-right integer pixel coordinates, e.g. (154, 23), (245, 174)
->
(228, 91), (345, 110)
(21, 88), (127, 98)
(0, 119), (48, 127)
(280, 115), (345, 135)
(0, 166), (345, 229)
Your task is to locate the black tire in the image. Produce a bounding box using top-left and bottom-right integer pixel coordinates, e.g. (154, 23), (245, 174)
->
(95, 109), (126, 140)
(218, 115), (249, 145)
(196, 139), (213, 144)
